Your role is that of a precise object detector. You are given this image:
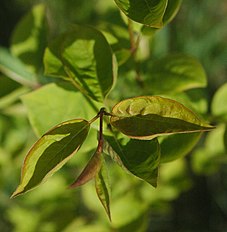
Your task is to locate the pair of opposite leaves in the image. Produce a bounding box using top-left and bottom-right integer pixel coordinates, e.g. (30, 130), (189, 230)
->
(11, 96), (214, 199)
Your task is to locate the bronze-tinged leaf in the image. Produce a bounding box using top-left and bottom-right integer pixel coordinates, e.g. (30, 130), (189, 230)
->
(110, 96), (214, 140)
(11, 119), (90, 198)
(69, 149), (102, 188)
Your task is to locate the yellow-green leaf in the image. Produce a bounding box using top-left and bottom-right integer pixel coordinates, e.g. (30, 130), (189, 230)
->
(95, 157), (111, 221)
(110, 96), (214, 140)
(11, 119), (90, 198)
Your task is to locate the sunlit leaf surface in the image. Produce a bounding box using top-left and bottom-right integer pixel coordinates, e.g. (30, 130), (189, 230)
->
(44, 25), (117, 102)
(11, 119), (90, 197)
(114, 0), (182, 28)
(110, 96), (214, 139)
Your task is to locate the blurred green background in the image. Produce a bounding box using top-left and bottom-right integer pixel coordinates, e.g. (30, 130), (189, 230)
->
(0, 0), (227, 231)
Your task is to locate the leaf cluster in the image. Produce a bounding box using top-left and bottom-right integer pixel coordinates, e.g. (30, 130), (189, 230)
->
(0, 0), (222, 223)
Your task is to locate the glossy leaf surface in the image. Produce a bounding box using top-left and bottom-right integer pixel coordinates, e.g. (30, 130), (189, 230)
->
(70, 149), (102, 188)
(44, 25), (117, 102)
(104, 135), (160, 187)
(110, 96), (214, 139)
(147, 54), (207, 94)
(114, 0), (181, 28)
(95, 157), (111, 221)
(11, 119), (90, 197)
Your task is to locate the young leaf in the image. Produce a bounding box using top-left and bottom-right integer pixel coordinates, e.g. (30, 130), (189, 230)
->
(147, 54), (207, 94)
(69, 149), (102, 188)
(114, 0), (181, 28)
(104, 135), (160, 187)
(95, 157), (111, 221)
(11, 119), (90, 198)
(110, 96), (214, 140)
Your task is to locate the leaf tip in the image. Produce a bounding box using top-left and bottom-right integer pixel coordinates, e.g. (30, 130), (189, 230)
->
(68, 181), (82, 189)
(10, 188), (22, 199)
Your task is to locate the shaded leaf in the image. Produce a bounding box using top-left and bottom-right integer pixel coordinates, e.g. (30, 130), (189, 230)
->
(10, 4), (47, 73)
(211, 83), (227, 121)
(101, 24), (131, 65)
(163, 0), (182, 25)
(43, 35), (68, 79)
(21, 82), (102, 136)
(95, 157), (111, 221)
(114, 0), (181, 28)
(69, 149), (102, 188)
(147, 54), (207, 94)
(160, 133), (201, 163)
(0, 47), (38, 87)
(11, 119), (90, 197)
(104, 135), (160, 187)
(110, 96), (214, 140)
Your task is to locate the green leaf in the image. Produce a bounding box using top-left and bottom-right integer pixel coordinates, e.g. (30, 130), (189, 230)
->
(11, 119), (90, 198)
(211, 83), (227, 121)
(114, 0), (181, 28)
(43, 35), (68, 79)
(95, 157), (111, 221)
(146, 54), (207, 94)
(110, 96), (214, 140)
(69, 149), (102, 188)
(160, 133), (201, 163)
(101, 24), (131, 66)
(0, 47), (38, 87)
(104, 135), (160, 187)
(44, 25), (117, 102)
(164, 88), (208, 115)
(21, 82), (102, 136)
(163, 0), (182, 25)
(10, 4), (47, 74)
